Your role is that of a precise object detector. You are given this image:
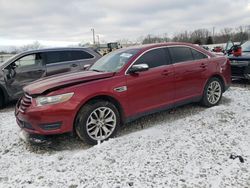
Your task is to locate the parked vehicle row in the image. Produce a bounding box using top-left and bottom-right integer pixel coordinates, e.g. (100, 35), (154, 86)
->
(225, 40), (250, 80)
(0, 48), (101, 108)
(15, 42), (231, 144)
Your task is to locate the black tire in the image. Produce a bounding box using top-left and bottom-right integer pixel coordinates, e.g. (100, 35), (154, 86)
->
(0, 91), (4, 109)
(75, 100), (120, 145)
(201, 77), (223, 107)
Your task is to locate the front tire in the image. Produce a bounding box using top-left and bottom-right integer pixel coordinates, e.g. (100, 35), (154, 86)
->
(75, 100), (120, 145)
(0, 92), (4, 109)
(201, 77), (223, 107)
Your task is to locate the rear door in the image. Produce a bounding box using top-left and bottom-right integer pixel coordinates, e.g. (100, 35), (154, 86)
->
(126, 48), (175, 116)
(168, 46), (209, 102)
(45, 50), (81, 76)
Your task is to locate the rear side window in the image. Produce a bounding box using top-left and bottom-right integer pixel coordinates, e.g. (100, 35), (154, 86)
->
(191, 49), (208, 60)
(45, 50), (94, 64)
(134, 48), (167, 68)
(45, 51), (69, 64)
(169, 47), (193, 63)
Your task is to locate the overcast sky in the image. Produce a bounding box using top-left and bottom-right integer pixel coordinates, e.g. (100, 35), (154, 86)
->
(0, 0), (250, 47)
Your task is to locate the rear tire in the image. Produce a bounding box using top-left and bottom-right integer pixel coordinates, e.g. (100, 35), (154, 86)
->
(201, 77), (223, 107)
(0, 91), (4, 109)
(75, 100), (120, 145)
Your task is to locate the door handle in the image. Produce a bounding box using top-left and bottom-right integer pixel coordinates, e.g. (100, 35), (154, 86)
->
(200, 63), (208, 69)
(161, 70), (172, 76)
(71, 64), (78, 67)
(35, 70), (43, 73)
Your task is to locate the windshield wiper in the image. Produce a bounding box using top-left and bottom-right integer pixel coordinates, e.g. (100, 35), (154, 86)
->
(90, 69), (105, 72)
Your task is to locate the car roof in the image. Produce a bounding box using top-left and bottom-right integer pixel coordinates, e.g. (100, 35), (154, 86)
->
(21, 47), (93, 54)
(118, 42), (214, 56)
(0, 47), (96, 69)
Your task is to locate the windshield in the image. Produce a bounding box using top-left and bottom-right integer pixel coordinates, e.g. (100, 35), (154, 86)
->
(225, 41), (234, 51)
(241, 41), (250, 52)
(89, 49), (139, 72)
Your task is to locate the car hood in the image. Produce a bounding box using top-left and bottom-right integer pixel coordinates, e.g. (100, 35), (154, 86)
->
(24, 71), (115, 95)
(228, 52), (250, 61)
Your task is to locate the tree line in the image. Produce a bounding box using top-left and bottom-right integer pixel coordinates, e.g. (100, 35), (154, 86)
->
(141, 25), (250, 45)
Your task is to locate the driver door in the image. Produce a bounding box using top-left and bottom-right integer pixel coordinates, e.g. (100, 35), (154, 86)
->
(4, 53), (46, 99)
(125, 48), (175, 117)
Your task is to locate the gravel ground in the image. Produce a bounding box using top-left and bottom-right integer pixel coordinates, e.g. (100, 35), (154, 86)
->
(0, 83), (249, 188)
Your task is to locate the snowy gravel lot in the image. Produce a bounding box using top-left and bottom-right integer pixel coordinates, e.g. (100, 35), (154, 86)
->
(0, 83), (250, 188)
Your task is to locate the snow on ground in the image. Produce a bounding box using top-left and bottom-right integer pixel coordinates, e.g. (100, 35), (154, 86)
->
(0, 84), (250, 188)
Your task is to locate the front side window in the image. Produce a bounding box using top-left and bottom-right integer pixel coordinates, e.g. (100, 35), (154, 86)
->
(169, 47), (193, 63)
(89, 49), (139, 72)
(15, 53), (42, 68)
(134, 48), (167, 68)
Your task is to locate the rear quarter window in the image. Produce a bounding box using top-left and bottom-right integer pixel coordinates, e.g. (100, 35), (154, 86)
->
(70, 51), (94, 60)
(191, 49), (208, 60)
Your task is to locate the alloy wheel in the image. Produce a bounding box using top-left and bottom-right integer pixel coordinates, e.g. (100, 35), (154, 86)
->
(207, 81), (222, 104)
(86, 107), (116, 141)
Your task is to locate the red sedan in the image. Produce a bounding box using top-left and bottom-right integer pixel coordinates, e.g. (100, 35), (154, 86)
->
(15, 42), (231, 144)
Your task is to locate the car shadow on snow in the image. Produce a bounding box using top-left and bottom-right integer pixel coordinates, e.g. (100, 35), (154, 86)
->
(24, 133), (92, 154)
(231, 79), (250, 88)
(25, 96), (232, 153)
(119, 95), (232, 137)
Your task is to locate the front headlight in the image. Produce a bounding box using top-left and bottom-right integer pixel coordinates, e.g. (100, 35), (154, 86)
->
(35, 92), (74, 107)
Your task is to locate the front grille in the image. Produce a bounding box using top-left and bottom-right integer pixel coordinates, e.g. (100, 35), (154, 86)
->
(19, 93), (32, 112)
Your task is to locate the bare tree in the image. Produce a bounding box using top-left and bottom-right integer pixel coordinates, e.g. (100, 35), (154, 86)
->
(20, 41), (43, 52)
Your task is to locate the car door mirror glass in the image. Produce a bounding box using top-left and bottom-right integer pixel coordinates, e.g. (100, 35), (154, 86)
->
(128, 64), (149, 74)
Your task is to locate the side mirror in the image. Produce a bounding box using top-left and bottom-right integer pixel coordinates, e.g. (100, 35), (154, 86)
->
(128, 64), (149, 74)
(83, 64), (91, 70)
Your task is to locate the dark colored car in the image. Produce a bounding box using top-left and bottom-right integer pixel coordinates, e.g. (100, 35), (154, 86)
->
(226, 40), (250, 79)
(15, 42), (231, 145)
(0, 47), (101, 107)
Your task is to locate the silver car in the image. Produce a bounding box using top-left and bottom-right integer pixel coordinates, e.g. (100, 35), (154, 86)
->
(0, 47), (101, 108)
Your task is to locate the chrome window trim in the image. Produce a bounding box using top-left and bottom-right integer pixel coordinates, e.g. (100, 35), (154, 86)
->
(125, 45), (210, 75)
(45, 59), (92, 67)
